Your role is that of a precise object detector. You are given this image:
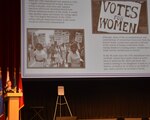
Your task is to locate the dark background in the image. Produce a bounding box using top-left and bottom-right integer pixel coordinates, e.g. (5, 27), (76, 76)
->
(0, 0), (150, 120)
(21, 77), (150, 120)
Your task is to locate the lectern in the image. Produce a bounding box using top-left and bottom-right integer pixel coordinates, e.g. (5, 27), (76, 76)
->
(5, 93), (22, 120)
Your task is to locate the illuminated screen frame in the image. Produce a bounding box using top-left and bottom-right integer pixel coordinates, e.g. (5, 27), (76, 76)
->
(21, 0), (150, 78)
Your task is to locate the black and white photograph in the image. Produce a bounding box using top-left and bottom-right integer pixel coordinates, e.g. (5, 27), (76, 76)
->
(92, 0), (148, 34)
(27, 29), (85, 68)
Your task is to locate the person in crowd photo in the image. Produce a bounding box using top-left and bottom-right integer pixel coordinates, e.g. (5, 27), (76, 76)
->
(67, 41), (84, 68)
(30, 43), (47, 67)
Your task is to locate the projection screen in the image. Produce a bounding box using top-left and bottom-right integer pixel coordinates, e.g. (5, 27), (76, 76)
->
(21, 0), (150, 78)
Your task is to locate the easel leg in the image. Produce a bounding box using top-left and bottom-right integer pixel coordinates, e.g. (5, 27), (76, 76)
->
(53, 96), (59, 120)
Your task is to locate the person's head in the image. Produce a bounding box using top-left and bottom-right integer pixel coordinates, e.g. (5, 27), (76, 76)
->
(6, 80), (12, 87)
(36, 43), (43, 51)
(70, 42), (78, 53)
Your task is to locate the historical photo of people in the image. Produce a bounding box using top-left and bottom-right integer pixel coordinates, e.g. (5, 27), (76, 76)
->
(27, 29), (85, 68)
(92, 0), (148, 34)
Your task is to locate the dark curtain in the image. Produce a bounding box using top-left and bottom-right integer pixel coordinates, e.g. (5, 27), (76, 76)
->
(0, 0), (20, 88)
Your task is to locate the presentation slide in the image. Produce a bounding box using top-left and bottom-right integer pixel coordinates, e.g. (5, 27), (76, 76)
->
(21, 0), (150, 78)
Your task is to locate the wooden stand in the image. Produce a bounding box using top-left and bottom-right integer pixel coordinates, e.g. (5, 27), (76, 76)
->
(5, 93), (22, 120)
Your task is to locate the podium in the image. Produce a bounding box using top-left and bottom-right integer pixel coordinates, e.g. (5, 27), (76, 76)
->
(5, 93), (22, 120)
